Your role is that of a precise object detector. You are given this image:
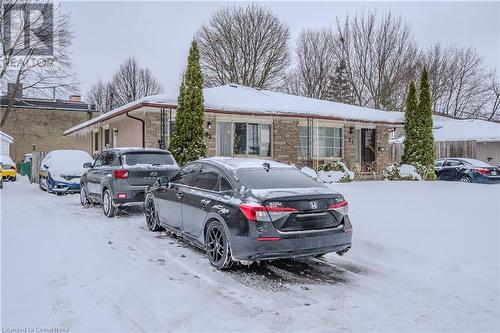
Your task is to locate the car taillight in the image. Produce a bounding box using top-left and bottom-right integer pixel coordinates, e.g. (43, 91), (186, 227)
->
(113, 169), (129, 179)
(329, 200), (349, 215)
(474, 168), (489, 175)
(239, 204), (297, 222)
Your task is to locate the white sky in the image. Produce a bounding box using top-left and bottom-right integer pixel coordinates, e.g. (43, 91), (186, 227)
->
(63, 1), (500, 99)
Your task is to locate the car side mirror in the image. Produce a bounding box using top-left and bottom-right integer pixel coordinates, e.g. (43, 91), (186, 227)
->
(83, 162), (92, 169)
(158, 176), (170, 187)
(43, 164), (49, 169)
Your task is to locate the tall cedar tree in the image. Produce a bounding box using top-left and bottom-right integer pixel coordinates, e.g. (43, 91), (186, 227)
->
(401, 81), (418, 164)
(169, 41), (206, 165)
(416, 67), (435, 178)
(327, 59), (354, 104)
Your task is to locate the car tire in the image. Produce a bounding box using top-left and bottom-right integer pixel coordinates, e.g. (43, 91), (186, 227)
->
(39, 180), (46, 192)
(80, 186), (89, 206)
(144, 194), (162, 231)
(102, 188), (116, 217)
(12, 176), (16, 181)
(458, 176), (471, 183)
(205, 220), (234, 270)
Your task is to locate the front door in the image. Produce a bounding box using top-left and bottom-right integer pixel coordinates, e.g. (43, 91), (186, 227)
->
(361, 129), (376, 171)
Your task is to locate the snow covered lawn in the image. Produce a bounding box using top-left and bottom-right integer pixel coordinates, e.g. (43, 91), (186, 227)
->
(1, 177), (499, 332)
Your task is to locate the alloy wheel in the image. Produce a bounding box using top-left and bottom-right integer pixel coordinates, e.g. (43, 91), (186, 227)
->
(144, 196), (161, 231)
(102, 189), (116, 217)
(207, 226), (225, 263)
(459, 177), (471, 183)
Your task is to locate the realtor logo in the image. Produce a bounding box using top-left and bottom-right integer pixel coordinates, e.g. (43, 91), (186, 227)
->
(310, 201), (318, 210)
(2, 1), (55, 68)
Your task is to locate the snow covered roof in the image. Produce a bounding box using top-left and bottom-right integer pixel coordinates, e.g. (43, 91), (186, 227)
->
(392, 116), (500, 143)
(64, 84), (404, 135)
(432, 117), (500, 142)
(0, 131), (14, 143)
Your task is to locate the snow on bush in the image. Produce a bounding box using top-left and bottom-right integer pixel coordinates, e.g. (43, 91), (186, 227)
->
(384, 163), (422, 181)
(301, 161), (354, 183)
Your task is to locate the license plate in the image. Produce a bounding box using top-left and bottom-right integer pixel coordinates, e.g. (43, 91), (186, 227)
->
(492, 171), (497, 175)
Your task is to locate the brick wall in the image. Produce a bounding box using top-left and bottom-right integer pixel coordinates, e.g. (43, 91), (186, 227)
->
(343, 126), (356, 169)
(205, 114), (216, 156)
(144, 112), (161, 149)
(374, 126), (391, 172)
(273, 118), (299, 164)
(2, 107), (94, 162)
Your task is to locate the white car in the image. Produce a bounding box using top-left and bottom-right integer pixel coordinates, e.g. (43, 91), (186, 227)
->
(39, 150), (94, 194)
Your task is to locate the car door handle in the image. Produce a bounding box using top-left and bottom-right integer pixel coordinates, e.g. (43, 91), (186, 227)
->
(200, 198), (211, 206)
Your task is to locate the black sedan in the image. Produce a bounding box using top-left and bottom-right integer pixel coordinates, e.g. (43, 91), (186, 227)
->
(144, 158), (353, 269)
(435, 158), (500, 184)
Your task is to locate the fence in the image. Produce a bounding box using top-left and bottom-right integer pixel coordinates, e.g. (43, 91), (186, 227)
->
(390, 140), (477, 164)
(29, 151), (46, 184)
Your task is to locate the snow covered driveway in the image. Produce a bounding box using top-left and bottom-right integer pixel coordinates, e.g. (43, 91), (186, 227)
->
(1, 177), (499, 332)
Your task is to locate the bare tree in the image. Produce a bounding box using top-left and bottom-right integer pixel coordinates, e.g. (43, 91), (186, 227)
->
(111, 57), (162, 106)
(86, 80), (115, 113)
(197, 4), (290, 89)
(487, 73), (500, 120)
(284, 29), (337, 99)
(86, 57), (162, 112)
(0, 0), (77, 126)
(334, 12), (419, 111)
(422, 44), (492, 118)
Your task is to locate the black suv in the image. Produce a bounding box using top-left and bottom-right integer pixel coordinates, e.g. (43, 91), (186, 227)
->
(80, 148), (179, 217)
(144, 157), (353, 269)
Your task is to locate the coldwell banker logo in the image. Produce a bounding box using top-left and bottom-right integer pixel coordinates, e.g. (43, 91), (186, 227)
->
(2, 0), (56, 69)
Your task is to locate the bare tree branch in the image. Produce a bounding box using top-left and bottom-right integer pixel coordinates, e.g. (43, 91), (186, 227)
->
(196, 4), (290, 89)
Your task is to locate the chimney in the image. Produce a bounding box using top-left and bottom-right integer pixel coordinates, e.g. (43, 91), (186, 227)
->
(69, 95), (81, 102)
(7, 83), (23, 98)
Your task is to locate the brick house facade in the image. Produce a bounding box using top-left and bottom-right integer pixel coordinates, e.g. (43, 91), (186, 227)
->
(64, 85), (401, 175)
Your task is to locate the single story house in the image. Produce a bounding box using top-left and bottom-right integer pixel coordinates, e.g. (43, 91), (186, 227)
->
(0, 131), (14, 157)
(64, 84), (405, 175)
(392, 115), (500, 166)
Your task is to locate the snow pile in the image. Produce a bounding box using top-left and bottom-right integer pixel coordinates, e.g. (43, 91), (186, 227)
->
(42, 150), (94, 181)
(301, 162), (355, 183)
(384, 163), (422, 181)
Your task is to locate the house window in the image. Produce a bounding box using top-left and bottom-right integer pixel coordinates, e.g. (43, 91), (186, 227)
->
(298, 126), (309, 159)
(93, 131), (99, 152)
(318, 127), (342, 158)
(104, 128), (110, 148)
(216, 122), (271, 157)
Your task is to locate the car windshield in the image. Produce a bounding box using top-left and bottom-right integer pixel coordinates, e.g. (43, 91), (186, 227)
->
(236, 168), (322, 189)
(122, 152), (175, 166)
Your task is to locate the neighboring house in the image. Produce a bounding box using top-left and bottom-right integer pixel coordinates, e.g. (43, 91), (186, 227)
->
(1, 95), (98, 162)
(392, 116), (500, 166)
(64, 84), (404, 175)
(0, 131), (14, 157)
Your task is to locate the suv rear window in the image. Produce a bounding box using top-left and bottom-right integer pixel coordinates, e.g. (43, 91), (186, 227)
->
(121, 153), (175, 166)
(236, 168), (322, 189)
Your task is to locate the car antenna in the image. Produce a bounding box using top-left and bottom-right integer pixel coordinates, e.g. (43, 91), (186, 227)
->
(263, 162), (270, 172)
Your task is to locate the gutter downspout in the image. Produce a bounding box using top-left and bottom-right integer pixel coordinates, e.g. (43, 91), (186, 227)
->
(126, 112), (145, 148)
